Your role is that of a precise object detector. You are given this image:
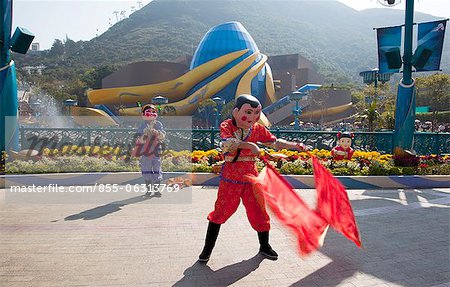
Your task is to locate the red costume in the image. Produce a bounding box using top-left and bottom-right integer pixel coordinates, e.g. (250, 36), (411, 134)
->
(331, 145), (354, 160)
(331, 132), (354, 160)
(207, 119), (276, 231)
(199, 94), (305, 263)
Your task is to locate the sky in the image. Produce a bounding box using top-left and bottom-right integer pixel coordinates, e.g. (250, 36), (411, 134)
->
(13, 0), (450, 50)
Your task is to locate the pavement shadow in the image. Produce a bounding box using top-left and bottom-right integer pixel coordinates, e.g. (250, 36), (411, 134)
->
(173, 255), (264, 286)
(290, 257), (357, 287)
(290, 190), (450, 287)
(64, 194), (156, 221)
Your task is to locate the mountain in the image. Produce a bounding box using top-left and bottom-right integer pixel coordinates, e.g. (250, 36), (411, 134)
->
(19, 0), (450, 83)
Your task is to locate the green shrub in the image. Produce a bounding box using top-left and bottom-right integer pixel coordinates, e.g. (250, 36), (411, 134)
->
(388, 167), (402, 175)
(279, 162), (312, 175)
(331, 167), (354, 176)
(5, 156), (140, 174)
(368, 163), (388, 176)
(401, 167), (418, 175)
(191, 164), (212, 173)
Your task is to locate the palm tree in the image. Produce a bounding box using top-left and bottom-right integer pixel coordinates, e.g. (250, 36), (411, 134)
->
(362, 100), (380, 132)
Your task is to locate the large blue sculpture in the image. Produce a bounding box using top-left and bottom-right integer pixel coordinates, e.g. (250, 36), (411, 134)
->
(189, 21), (269, 106)
(85, 21), (277, 126)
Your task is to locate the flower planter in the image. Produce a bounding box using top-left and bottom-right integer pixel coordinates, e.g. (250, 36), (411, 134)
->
(1, 172), (449, 190)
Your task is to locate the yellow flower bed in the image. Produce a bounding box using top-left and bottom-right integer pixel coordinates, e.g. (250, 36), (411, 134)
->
(6, 146), (449, 175)
(262, 148), (387, 161)
(38, 145), (397, 163)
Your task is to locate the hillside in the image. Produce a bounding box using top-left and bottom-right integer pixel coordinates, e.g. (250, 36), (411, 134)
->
(18, 0), (449, 83)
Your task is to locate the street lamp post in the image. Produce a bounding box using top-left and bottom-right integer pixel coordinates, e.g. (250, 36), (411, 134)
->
(289, 91), (305, 130)
(375, 0), (422, 153)
(151, 96), (168, 105)
(359, 69), (392, 103)
(151, 96), (169, 114)
(1, 1), (34, 153)
(212, 97), (225, 129)
(63, 99), (78, 116)
(393, 0), (416, 153)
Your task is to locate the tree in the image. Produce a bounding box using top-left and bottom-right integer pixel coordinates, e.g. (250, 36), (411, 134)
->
(48, 39), (65, 57)
(160, 106), (176, 116)
(81, 65), (118, 89)
(63, 37), (78, 55)
(197, 99), (217, 128)
(352, 81), (395, 130)
(220, 100), (235, 121)
(361, 100), (380, 132)
(381, 108), (395, 130)
(416, 73), (450, 131)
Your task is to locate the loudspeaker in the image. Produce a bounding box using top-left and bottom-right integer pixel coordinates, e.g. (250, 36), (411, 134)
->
(412, 46), (433, 69)
(385, 47), (402, 69)
(11, 27), (35, 54)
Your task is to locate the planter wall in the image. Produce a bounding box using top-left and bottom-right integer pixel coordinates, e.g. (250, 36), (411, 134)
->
(1, 172), (449, 189)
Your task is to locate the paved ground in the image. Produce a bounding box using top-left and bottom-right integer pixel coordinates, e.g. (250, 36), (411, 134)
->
(0, 186), (449, 287)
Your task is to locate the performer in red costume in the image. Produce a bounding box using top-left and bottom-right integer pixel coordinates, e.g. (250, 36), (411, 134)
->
(331, 131), (354, 160)
(198, 94), (307, 262)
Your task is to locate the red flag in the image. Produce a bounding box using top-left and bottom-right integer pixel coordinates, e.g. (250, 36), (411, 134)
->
(312, 156), (362, 248)
(246, 164), (328, 256)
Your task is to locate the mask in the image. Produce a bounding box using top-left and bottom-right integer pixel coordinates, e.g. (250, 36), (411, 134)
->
(338, 137), (352, 149)
(143, 109), (158, 120)
(232, 103), (261, 129)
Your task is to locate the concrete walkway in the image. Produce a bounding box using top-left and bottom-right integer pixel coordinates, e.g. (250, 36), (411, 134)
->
(0, 186), (449, 286)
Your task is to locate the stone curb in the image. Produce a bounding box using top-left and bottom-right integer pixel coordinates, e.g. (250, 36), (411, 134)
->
(1, 172), (449, 189)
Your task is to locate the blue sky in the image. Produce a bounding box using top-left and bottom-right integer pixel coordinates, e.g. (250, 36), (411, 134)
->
(13, 0), (450, 50)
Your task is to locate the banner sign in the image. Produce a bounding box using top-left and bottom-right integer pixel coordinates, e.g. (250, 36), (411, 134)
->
(377, 26), (402, 74)
(416, 20), (447, 72)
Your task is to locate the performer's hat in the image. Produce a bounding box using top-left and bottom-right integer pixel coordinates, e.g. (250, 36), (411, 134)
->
(141, 104), (157, 113)
(337, 131), (354, 139)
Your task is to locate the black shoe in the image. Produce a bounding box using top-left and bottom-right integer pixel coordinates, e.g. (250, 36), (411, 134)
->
(198, 222), (221, 262)
(198, 250), (211, 262)
(259, 244), (278, 260)
(258, 231), (278, 260)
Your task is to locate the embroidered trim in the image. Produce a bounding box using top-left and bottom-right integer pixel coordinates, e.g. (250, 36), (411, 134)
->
(220, 176), (252, 185)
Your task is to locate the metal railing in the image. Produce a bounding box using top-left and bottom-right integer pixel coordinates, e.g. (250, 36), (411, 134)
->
(19, 126), (449, 155)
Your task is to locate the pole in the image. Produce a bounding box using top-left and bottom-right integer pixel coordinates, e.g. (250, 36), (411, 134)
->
(218, 104), (222, 128)
(215, 108), (219, 129)
(0, 1), (11, 68)
(402, 0), (414, 86)
(1, 0), (19, 154)
(294, 100), (299, 130)
(393, 0), (416, 153)
(374, 71), (378, 92)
